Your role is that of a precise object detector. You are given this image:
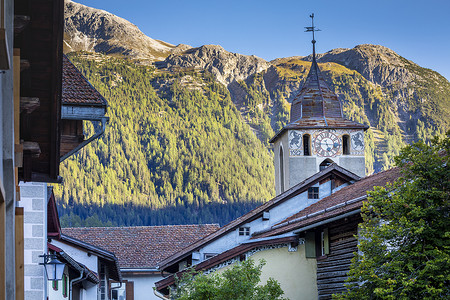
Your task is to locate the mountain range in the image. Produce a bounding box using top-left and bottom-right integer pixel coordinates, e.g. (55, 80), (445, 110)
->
(58, 0), (450, 227)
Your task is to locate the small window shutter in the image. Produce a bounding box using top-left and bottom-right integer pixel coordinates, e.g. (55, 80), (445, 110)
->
(305, 232), (316, 258)
(323, 228), (329, 255)
(126, 281), (134, 300)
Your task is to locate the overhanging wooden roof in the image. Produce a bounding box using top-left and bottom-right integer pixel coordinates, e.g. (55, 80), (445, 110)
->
(15, 0), (64, 182)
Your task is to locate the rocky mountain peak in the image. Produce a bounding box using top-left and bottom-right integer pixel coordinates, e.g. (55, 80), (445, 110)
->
(158, 45), (270, 86)
(303, 44), (419, 87)
(64, 0), (174, 61)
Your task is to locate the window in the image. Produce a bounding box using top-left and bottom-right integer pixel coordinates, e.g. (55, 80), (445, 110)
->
(343, 135), (350, 155)
(321, 228), (329, 256)
(111, 282), (127, 300)
(303, 134), (311, 156)
(279, 146), (285, 193)
(99, 264), (108, 300)
(62, 274), (68, 298)
(308, 187), (319, 199)
(239, 227), (250, 236)
(204, 253), (217, 260)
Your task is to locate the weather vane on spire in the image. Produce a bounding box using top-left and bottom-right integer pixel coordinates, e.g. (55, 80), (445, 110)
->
(305, 13), (321, 59)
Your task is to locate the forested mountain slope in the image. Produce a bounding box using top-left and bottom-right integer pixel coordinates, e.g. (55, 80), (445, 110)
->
(56, 53), (274, 227)
(58, 2), (449, 227)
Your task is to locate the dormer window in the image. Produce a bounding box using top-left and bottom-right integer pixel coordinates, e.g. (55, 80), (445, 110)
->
(239, 227), (250, 236)
(308, 187), (319, 199)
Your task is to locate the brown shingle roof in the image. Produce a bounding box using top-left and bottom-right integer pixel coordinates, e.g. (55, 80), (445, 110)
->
(290, 59), (343, 122)
(62, 55), (107, 106)
(270, 58), (368, 143)
(252, 167), (403, 238)
(62, 224), (219, 269)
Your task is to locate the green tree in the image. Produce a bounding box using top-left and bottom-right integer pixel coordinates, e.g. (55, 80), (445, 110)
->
(336, 134), (450, 299)
(172, 259), (287, 300)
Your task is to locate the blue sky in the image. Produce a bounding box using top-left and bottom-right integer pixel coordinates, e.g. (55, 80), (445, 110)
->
(75, 0), (450, 81)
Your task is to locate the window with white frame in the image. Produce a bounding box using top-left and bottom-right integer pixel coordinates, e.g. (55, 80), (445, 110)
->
(238, 227), (250, 236)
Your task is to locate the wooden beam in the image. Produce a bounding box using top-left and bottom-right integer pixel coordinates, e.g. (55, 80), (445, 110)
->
(20, 59), (30, 72)
(14, 50), (20, 196)
(23, 141), (41, 157)
(14, 50), (20, 144)
(20, 97), (40, 114)
(14, 144), (23, 168)
(15, 207), (24, 300)
(0, 28), (10, 70)
(13, 15), (30, 34)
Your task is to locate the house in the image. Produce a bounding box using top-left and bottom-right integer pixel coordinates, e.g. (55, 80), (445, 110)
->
(17, 53), (108, 300)
(1, 0), (108, 298)
(45, 187), (121, 300)
(62, 224), (220, 300)
(155, 168), (401, 299)
(154, 25), (399, 299)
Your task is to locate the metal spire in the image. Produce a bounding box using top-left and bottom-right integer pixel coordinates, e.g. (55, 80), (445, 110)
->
(305, 13), (321, 60)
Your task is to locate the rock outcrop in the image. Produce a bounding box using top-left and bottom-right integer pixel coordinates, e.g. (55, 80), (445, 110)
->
(158, 45), (270, 86)
(64, 0), (174, 61)
(304, 44), (417, 87)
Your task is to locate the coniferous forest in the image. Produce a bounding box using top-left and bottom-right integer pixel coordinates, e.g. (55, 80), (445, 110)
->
(57, 54), (274, 227)
(56, 52), (449, 227)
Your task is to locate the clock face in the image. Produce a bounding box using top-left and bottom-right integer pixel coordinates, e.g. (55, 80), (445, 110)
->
(314, 131), (341, 157)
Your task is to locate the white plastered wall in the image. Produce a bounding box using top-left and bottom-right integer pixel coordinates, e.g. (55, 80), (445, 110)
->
(18, 182), (48, 300)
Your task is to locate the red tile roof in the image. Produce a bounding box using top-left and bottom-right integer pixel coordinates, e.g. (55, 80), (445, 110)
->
(252, 167), (403, 238)
(62, 55), (107, 106)
(62, 224), (219, 269)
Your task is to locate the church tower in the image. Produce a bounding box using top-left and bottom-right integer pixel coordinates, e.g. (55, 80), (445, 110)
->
(270, 14), (368, 195)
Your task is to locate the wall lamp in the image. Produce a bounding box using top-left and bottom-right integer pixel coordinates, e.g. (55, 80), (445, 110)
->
(40, 254), (65, 281)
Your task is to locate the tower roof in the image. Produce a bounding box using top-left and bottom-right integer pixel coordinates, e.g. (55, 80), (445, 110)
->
(290, 58), (343, 122)
(270, 15), (368, 143)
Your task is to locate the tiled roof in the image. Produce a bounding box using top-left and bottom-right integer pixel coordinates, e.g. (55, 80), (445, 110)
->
(62, 224), (220, 269)
(62, 55), (107, 106)
(157, 164), (360, 271)
(252, 167), (403, 238)
(59, 234), (122, 282)
(49, 243), (100, 284)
